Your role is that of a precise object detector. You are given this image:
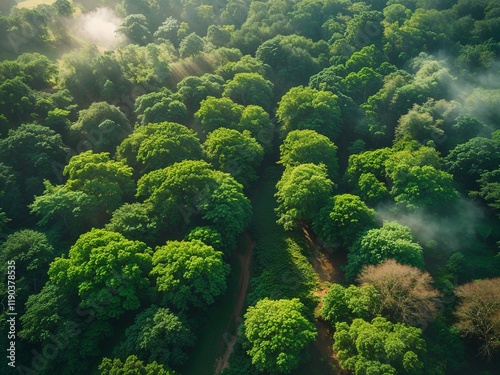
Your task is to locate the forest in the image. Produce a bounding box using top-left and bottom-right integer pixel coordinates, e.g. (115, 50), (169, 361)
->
(0, 0), (500, 374)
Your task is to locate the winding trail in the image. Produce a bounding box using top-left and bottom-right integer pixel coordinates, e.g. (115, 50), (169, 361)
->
(302, 225), (348, 375)
(213, 230), (255, 375)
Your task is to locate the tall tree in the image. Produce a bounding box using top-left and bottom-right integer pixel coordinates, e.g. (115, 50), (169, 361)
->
(222, 72), (274, 110)
(116, 122), (202, 174)
(454, 277), (500, 358)
(243, 298), (317, 374)
(358, 260), (441, 328)
(278, 129), (339, 180)
(276, 86), (342, 140)
(195, 96), (244, 134)
(70, 102), (131, 153)
(151, 240), (229, 310)
(275, 163), (334, 230)
(48, 229), (153, 319)
(333, 317), (426, 375)
(203, 128), (264, 187)
(313, 194), (376, 248)
(115, 305), (195, 366)
(64, 151), (135, 214)
(345, 221), (425, 281)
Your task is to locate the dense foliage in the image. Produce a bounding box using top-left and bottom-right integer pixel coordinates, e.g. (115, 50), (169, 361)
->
(1, 0), (500, 374)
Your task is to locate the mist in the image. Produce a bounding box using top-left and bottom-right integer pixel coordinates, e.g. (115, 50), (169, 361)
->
(70, 7), (125, 50)
(376, 198), (487, 252)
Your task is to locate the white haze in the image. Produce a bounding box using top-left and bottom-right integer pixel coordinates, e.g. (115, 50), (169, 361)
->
(376, 198), (487, 252)
(70, 7), (125, 50)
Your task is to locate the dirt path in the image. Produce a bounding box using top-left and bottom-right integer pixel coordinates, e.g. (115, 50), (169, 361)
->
(302, 225), (345, 285)
(302, 225), (348, 375)
(213, 230), (255, 375)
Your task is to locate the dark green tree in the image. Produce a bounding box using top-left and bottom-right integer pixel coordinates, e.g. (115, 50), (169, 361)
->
(99, 355), (174, 375)
(313, 194), (376, 248)
(203, 128), (264, 187)
(115, 305), (195, 366)
(334, 317), (426, 375)
(70, 101), (131, 153)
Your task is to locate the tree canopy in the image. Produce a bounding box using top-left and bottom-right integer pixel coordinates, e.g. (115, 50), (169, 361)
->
(151, 239), (229, 310)
(243, 298), (317, 374)
(48, 229), (153, 319)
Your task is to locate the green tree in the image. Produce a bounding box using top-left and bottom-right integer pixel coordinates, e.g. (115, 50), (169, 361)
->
(255, 34), (324, 88)
(216, 54), (269, 81)
(53, 0), (74, 16)
(223, 72), (274, 110)
(106, 203), (159, 245)
(445, 136), (500, 191)
(30, 181), (99, 237)
(134, 89), (187, 126)
(176, 73), (224, 111)
(0, 230), (54, 310)
(185, 226), (224, 253)
(320, 284), (380, 325)
(345, 221), (425, 281)
(0, 76), (36, 125)
(18, 282), (72, 344)
(358, 260), (441, 328)
(115, 305), (195, 366)
(313, 194), (376, 248)
(345, 148), (394, 205)
(276, 86), (342, 140)
(64, 151), (135, 213)
(195, 96), (244, 134)
(60, 46), (130, 105)
(70, 102), (132, 153)
(48, 229), (153, 319)
(203, 128), (264, 187)
(333, 317), (426, 375)
(388, 164), (457, 210)
(151, 240), (229, 310)
(0, 164), (25, 223)
(278, 129), (339, 180)
(473, 169), (500, 217)
(179, 32), (205, 58)
(206, 24), (234, 47)
(275, 163), (334, 230)
(342, 67), (383, 103)
(98, 355), (174, 375)
(136, 160), (251, 242)
(0, 123), (69, 193)
(243, 298), (317, 374)
(238, 105), (274, 150)
(395, 105), (444, 143)
(116, 122), (202, 174)
(0, 52), (58, 90)
(116, 14), (152, 46)
(154, 17), (180, 45)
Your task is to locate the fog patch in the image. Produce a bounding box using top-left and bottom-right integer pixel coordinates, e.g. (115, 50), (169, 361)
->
(376, 198), (486, 252)
(71, 7), (125, 50)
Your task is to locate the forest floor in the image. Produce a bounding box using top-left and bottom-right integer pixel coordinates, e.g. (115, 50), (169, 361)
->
(300, 226), (348, 375)
(213, 230), (255, 375)
(182, 232), (252, 375)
